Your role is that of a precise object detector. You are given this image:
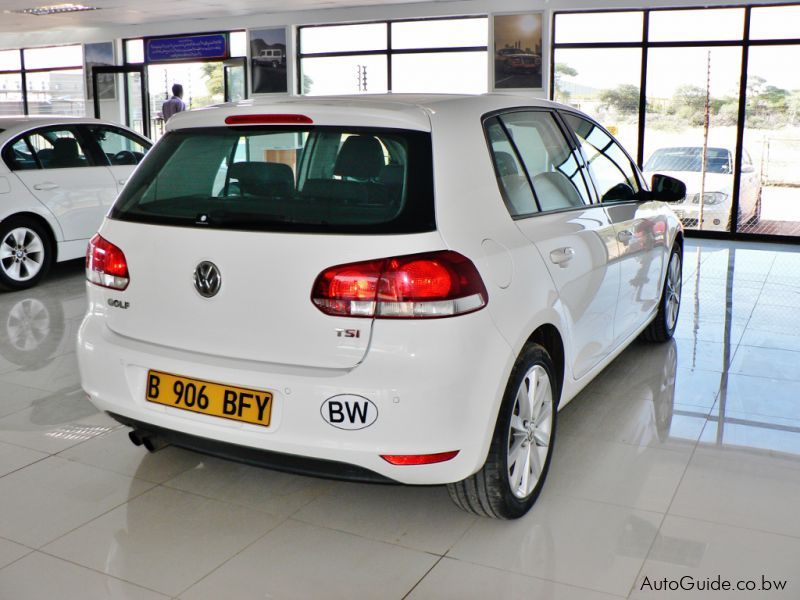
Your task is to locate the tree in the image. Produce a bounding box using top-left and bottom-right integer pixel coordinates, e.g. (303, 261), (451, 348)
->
(553, 63), (578, 102)
(200, 62), (224, 97)
(599, 84), (640, 115)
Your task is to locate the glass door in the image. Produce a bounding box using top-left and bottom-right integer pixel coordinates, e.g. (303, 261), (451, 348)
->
(92, 65), (150, 139)
(224, 58), (247, 102)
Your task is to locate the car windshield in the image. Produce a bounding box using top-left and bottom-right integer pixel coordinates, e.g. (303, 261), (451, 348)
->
(111, 126), (435, 234)
(644, 147), (732, 174)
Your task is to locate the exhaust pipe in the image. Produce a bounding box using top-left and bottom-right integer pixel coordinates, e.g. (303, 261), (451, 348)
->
(141, 434), (169, 453)
(128, 429), (170, 453)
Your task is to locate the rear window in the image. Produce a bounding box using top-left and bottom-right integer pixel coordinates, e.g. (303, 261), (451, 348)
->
(111, 126), (435, 234)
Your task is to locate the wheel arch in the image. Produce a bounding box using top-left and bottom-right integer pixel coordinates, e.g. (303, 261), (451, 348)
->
(523, 323), (565, 403)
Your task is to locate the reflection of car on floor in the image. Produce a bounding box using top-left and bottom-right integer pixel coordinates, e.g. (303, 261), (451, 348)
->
(0, 117), (152, 290)
(643, 146), (761, 232)
(79, 94), (685, 520)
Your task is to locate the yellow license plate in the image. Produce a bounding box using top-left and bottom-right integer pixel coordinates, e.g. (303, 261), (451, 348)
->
(145, 370), (273, 427)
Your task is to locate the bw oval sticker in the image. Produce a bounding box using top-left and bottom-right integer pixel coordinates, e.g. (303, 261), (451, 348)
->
(321, 395), (378, 430)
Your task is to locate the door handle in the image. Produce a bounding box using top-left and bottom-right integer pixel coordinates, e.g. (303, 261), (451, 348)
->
(118, 179), (127, 185)
(617, 230), (634, 244)
(33, 182), (59, 191)
(549, 247), (575, 267)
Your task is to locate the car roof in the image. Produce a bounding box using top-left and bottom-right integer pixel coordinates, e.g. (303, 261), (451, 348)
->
(167, 94), (568, 132)
(0, 116), (142, 139)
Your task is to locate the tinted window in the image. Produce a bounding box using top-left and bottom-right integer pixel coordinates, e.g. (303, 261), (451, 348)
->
(27, 129), (91, 169)
(88, 126), (150, 166)
(498, 111), (592, 213)
(562, 112), (640, 203)
(485, 119), (538, 217)
(111, 126), (434, 234)
(644, 147), (732, 174)
(4, 128), (92, 171)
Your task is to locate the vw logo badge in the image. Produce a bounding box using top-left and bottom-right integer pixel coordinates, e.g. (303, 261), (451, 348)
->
(194, 261), (221, 298)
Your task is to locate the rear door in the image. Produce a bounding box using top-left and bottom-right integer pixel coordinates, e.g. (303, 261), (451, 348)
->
(561, 112), (667, 342)
(10, 126), (117, 241)
(101, 123), (438, 370)
(486, 110), (621, 379)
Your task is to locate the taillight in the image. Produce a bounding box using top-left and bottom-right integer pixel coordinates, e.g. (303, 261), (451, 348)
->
(86, 234), (129, 290)
(311, 251), (487, 319)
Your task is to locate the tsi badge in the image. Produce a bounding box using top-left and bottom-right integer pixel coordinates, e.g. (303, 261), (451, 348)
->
(321, 394), (378, 430)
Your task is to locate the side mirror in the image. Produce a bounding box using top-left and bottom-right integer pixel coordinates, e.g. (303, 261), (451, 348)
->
(741, 163), (754, 174)
(650, 174), (686, 202)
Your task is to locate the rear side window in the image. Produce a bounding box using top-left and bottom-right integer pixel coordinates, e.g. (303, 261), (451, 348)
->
(111, 126), (434, 234)
(4, 127), (92, 171)
(485, 110), (592, 217)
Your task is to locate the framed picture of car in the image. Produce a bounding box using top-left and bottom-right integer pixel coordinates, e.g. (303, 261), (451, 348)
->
(249, 27), (288, 94)
(492, 12), (544, 91)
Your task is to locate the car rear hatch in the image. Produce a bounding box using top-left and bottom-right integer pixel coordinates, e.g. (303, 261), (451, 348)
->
(95, 118), (438, 370)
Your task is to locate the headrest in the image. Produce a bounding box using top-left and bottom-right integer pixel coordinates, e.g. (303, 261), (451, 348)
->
(49, 137), (83, 168)
(229, 161), (294, 196)
(532, 171), (586, 211)
(494, 151), (518, 177)
(334, 136), (385, 180)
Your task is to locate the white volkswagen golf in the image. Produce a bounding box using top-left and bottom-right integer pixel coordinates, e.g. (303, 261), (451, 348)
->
(78, 95), (685, 518)
(0, 117), (151, 290)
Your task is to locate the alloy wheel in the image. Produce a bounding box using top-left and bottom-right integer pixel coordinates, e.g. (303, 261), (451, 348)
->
(0, 228), (45, 282)
(507, 364), (553, 499)
(665, 252), (682, 331)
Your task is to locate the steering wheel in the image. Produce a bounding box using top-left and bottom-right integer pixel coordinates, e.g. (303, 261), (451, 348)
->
(112, 150), (138, 165)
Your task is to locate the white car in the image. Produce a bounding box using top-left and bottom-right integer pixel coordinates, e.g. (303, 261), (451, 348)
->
(0, 117), (151, 290)
(643, 146), (761, 232)
(77, 95), (684, 519)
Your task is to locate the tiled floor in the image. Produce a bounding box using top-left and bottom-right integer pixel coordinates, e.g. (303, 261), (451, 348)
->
(0, 239), (798, 599)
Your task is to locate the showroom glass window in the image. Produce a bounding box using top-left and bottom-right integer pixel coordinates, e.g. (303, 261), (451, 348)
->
(0, 45), (85, 117)
(551, 4), (800, 240)
(298, 17), (488, 95)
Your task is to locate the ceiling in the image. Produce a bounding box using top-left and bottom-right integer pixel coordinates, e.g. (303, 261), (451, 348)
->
(0, 0), (432, 34)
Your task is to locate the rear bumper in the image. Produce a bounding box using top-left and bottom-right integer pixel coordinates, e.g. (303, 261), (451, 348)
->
(109, 412), (393, 483)
(77, 308), (514, 485)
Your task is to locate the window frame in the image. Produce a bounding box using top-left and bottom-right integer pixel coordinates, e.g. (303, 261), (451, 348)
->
(482, 106), (602, 221)
(296, 15), (489, 95)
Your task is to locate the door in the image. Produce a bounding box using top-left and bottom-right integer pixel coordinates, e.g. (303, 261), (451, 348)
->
(92, 65), (150, 139)
(82, 124), (151, 193)
(10, 127), (118, 241)
(485, 111), (621, 379)
(561, 112), (667, 342)
(224, 58), (247, 102)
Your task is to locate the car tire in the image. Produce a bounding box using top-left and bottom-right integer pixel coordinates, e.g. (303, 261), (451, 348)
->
(641, 244), (682, 343)
(0, 217), (53, 292)
(447, 343), (558, 519)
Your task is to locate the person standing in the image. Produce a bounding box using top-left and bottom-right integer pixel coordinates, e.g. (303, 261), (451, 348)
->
(161, 83), (186, 121)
